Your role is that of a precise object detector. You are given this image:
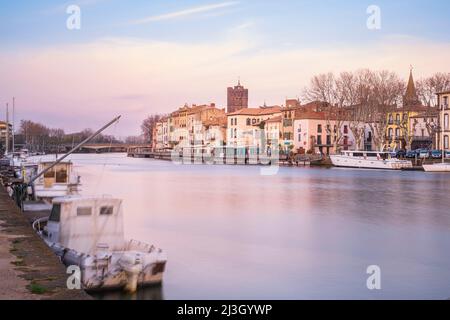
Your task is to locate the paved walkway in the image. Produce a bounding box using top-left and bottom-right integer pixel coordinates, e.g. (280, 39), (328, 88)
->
(0, 188), (90, 300)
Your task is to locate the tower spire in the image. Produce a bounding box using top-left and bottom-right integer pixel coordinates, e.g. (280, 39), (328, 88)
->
(403, 66), (420, 107)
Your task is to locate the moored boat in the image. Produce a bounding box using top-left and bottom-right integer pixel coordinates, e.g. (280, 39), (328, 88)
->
(423, 162), (450, 172)
(330, 150), (413, 170)
(33, 195), (167, 292)
(32, 160), (81, 202)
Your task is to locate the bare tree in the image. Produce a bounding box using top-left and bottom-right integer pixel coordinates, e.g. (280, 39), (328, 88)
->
(141, 114), (165, 143)
(303, 73), (346, 152)
(417, 73), (450, 107)
(337, 69), (374, 150)
(366, 70), (405, 151)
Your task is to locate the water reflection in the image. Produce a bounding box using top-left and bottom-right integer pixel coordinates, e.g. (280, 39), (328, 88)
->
(91, 285), (164, 300)
(30, 154), (450, 299)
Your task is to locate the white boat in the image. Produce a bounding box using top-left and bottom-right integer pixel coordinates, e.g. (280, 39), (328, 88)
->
(423, 162), (450, 172)
(330, 151), (413, 170)
(32, 160), (81, 202)
(33, 195), (167, 292)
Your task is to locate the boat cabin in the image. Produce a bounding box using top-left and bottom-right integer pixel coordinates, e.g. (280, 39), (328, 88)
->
(37, 161), (74, 187)
(46, 196), (125, 255)
(339, 150), (394, 160)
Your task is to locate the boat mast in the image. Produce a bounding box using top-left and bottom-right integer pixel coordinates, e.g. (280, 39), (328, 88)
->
(12, 97), (15, 153)
(5, 103), (9, 154)
(29, 115), (121, 185)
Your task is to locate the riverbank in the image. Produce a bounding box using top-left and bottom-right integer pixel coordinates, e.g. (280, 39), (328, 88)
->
(0, 187), (90, 300)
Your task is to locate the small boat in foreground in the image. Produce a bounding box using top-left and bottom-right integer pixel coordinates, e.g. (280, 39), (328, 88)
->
(33, 195), (167, 292)
(330, 151), (413, 170)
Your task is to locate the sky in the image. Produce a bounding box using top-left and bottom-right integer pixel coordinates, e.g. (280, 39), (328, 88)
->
(1, 0), (450, 137)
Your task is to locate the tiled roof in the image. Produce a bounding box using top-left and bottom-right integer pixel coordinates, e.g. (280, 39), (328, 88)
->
(227, 107), (281, 116)
(265, 116), (282, 123)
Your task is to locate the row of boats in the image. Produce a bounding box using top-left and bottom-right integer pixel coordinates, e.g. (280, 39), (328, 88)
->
(330, 150), (450, 172)
(4, 151), (167, 293)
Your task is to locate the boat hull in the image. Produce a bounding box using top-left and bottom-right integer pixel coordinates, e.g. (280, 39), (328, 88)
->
(330, 155), (412, 170)
(423, 163), (450, 172)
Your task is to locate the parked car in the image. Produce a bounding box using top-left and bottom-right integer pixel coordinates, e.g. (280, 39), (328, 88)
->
(395, 150), (406, 158)
(446, 151), (450, 159)
(416, 149), (430, 158)
(431, 150), (444, 159)
(406, 150), (420, 158)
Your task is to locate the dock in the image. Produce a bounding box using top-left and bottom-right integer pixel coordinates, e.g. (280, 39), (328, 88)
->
(0, 186), (90, 300)
(127, 146), (325, 166)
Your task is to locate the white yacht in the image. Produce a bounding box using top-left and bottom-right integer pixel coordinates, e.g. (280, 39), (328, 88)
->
(32, 160), (81, 202)
(330, 150), (413, 170)
(423, 162), (450, 172)
(33, 196), (167, 292)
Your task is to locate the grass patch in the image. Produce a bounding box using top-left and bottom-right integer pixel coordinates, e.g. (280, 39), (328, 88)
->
(28, 283), (48, 295)
(11, 259), (25, 266)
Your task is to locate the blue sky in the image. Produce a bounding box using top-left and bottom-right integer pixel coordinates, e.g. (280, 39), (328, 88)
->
(1, 0), (449, 49)
(1, 1), (450, 135)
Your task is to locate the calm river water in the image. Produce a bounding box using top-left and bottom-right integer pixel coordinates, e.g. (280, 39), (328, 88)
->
(35, 153), (450, 299)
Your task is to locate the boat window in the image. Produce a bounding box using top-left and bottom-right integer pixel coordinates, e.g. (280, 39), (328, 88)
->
(55, 167), (68, 183)
(100, 206), (114, 216)
(49, 204), (61, 222)
(44, 168), (55, 179)
(353, 153), (364, 157)
(77, 207), (92, 216)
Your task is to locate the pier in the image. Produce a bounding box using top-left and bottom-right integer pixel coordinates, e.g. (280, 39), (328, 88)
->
(0, 186), (90, 300)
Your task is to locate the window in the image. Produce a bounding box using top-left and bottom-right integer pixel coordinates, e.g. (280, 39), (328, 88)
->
(445, 135), (449, 149)
(421, 129), (425, 137)
(445, 114), (449, 130)
(388, 128), (393, 138)
(317, 124), (322, 133)
(55, 167), (68, 183)
(100, 206), (114, 215)
(326, 135), (331, 145)
(77, 207), (92, 216)
(317, 135), (322, 145)
(44, 167), (55, 179)
(246, 118), (251, 126)
(396, 114), (400, 122)
(389, 114), (393, 124)
(344, 125), (348, 134)
(252, 119), (257, 125)
(49, 204), (61, 222)
(444, 96), (449, 107)
(395, 128), (400, 137)
(298, 134), (301, 142)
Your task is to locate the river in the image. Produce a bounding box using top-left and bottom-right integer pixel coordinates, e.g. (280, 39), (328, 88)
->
(33, 153), (450, 299)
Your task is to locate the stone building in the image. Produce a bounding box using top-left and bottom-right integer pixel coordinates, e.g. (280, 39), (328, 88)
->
(227, 80), (248, 113)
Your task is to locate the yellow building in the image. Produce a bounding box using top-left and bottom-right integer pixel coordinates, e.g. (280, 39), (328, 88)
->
(386, 70), (429, 150)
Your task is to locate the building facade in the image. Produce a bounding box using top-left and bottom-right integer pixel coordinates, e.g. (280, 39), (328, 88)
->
(386, 69), (436, 150)
(437, 91), (450, 151)
(0, 121), (13, 151)
(293, 112), (355, 155)
(227, 107), (281, 148)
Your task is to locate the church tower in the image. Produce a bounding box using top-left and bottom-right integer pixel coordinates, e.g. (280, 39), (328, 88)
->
(227, 80), (248, 113)
(403, 68), (421, 107)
